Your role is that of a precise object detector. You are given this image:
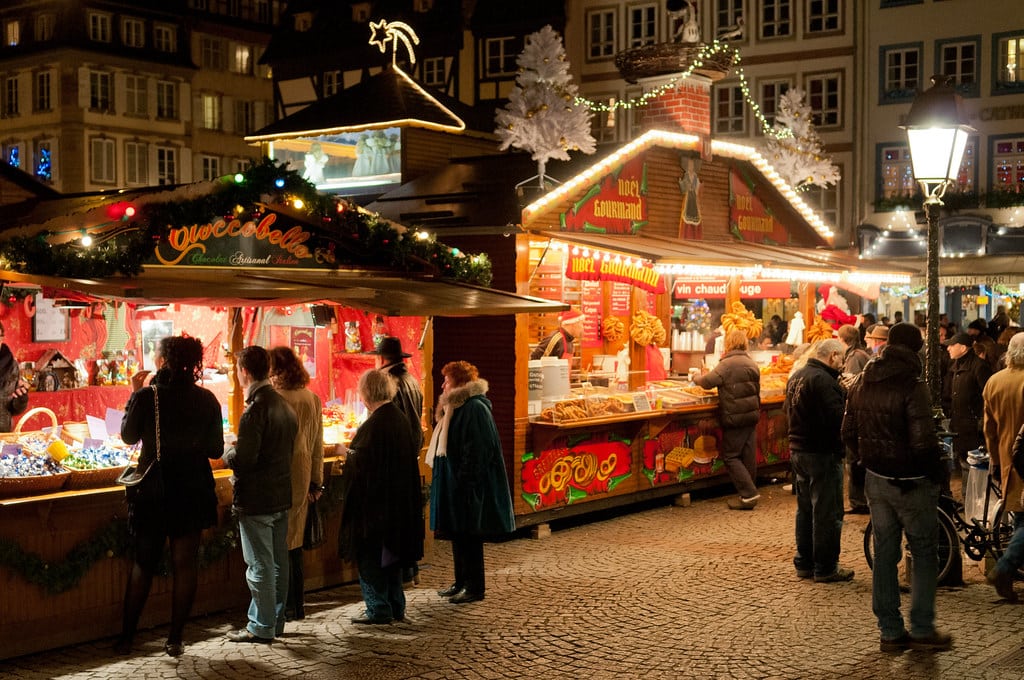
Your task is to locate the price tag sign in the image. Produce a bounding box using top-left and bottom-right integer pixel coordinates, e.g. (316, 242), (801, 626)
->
(632, 393), (652, 412)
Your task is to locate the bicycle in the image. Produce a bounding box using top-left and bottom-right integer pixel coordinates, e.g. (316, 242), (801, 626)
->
(862, 452), (1021, 585)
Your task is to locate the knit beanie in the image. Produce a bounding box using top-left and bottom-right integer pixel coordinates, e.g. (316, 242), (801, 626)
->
(887, 322), (923, 352)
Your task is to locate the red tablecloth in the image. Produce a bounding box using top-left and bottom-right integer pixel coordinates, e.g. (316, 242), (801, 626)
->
(14, 387), (134, 430)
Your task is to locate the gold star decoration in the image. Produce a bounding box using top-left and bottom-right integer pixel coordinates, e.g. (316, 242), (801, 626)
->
(369, 19), (390, 53)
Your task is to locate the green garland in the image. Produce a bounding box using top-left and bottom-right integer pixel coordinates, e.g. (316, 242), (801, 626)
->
(0, 158), (493, 286)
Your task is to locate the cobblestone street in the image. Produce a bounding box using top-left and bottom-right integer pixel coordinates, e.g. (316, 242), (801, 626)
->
(3, 482), (1022, 679)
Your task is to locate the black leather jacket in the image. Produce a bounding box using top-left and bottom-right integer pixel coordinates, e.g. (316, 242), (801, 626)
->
(841, 345), (943, 480)
(694, 349), (760, 428)
(784, 358), (845, 457)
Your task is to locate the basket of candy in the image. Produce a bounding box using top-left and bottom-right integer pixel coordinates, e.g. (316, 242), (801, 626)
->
(61, 442), (135, 490)
(0, 446), (70, 498)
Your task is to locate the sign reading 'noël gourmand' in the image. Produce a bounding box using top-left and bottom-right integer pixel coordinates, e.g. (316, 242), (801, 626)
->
(152, 213), (330, 268)
(559, 156), (648, 234)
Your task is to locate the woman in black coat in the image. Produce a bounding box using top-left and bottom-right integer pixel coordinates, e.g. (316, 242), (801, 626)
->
(116, 336), (223, 657)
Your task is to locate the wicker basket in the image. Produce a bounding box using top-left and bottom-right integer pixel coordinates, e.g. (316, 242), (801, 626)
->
(63, 465), (127, 490)
(60, 421), (91, 446)
(15, 406), (59, 434)
(0, 407), (70, 498)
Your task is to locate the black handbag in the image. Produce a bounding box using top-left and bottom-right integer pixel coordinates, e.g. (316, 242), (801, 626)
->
(303, 499), (325, 550)
(117, 386), (164, 500)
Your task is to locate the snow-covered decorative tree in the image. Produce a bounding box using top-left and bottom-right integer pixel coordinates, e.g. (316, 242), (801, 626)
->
(495, 25), (596, 186)
(762, 88), (840, 191)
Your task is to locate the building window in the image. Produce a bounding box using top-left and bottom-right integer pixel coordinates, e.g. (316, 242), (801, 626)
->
(125, 141), (148, 185)
(807, 0), (840, 34)
(880, 144), (914, 199)
(4, 143), (20, 168)
(953, 138), (976, 193)
(234, 100), (254, 134)
(200, 155), (220, 180)
(591, 95), (619, 144)
(938, 38), (979, 97)
(714, 0), (744, 37)
(34, 71), (51, 111)
(806, 73), (840, 127)
(715, 84), (745, 134)
(5, 19), (20, 46)
(232, 157), (250, 174)
(587, 9), (616, 60)
(125, 75), (147, 116)
(91, 137), (116, 183)
(760, 0), (791, 39)
(157, 81), (177, 119)
(803, 178), (839, 229)
(231, 44), (253, 75)
(881, 44), (920, 103)
(324, 70), (341, 97)
(35, 14), (54, 41)
(201, 37), (225, 69)
(157, 147), (177, 185)
(3, 77), (18, 117)
(759, 78), (791, 128)
(993, 137), (1024, 190)
(628, 4), (658, 48)
(89, 13), (111, 42)
(154, 25), (175, 52)
(625, 87), (643, 140)
(995, 32), (1024, 91)
(201, 94), (221, 129)
(35, 142), (52, 182)
(483, 37), (517, 78)
(255, 0), (271, 24)
(122, 18), (144, 47)
(422, 57), (445, 88)
(89, 71), (112, 111)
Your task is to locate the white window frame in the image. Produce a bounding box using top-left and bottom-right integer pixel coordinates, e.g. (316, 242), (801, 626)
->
(154, 24), (175, 52)
(715, 84), (746, 134)
(35, 14), (54, 41)
(89, 71), (112, 111)
(35, 71), (51, 111)
(483, 37), (517, 78)
(231, 44), (253, 75)
(88, 12), (111, 43)
(759, 78), (791, 129)
(883, 46), (920, 97)
(201, 37), (225, 70)
(807, 0), (841, 34)
(880, 144), (914, 199)
(157, 146), (177, 185)
(422, 57), (445, 88)
(200, 155), (221, 181)
(805, 73), (841, 128)
(760, 0), (791, 39)
(234, 99), (253, 134)
(803, 176), (840, 230)
(125, 75), (147, 116)
(997, 34), (1024, 86)
(3, 77), (18, 117)
(953, 137), (976, 193)
(586, 8), (617, 60)
(5, 19), (20, 46)
(715, 0), (744, 36)
(201, 93), (222, 130)
(993, 137), (1024, 190)
(122, 18), (144, 48)
(90, 137), (116, 184)
(324, 70), (341, 97)
(627, 4), (658, 49)
(156, 81), (177, 119)
(939, 40), (977, 90)
(125, 141), (148, 185)
(591, 94), (619, 144)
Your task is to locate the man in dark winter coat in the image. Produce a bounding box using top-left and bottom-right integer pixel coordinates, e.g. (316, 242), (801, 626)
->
(941, 332), (992, 482)
(842, 323), (952, 653)
(695, 328), (761, 509)
(785, 339), (854, 583)
(224, 346), (298, 644)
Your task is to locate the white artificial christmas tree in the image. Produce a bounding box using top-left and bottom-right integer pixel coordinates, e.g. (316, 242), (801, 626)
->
(495, 25), (596, 186)
(763, 88), (841, 191)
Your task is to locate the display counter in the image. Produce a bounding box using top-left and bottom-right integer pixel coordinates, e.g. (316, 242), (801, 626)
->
(515, 395), (787, 525)
(0, 456), (358, 661)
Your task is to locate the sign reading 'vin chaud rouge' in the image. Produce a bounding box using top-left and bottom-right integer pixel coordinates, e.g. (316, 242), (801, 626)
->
(153, 212), (330, 268)
(559, 156), (648, 234)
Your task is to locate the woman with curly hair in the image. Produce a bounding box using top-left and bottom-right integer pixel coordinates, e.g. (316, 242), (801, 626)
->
(268, 346), (324, 621)
(117, 335), (223, 657)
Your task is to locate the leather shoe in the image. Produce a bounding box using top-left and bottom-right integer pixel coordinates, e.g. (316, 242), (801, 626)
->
(726, 498), (755, 510)
(908, 630), (953, 651)
(225, 628), (273, 643)
(449, 589), (484, 604)
(879, 632), (911, 653)
(986, 568), (1019, 602)
(351, 614), (392, 625)
(164, 642), (184, 657)
(437, 583), (462, 597)
(814, 567), (854, 583)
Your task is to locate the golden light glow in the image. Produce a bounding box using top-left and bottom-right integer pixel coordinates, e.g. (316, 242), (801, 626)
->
(369, 19), (420, 67)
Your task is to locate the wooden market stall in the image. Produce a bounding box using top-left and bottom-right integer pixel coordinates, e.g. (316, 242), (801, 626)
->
(0, 165), (564, 660)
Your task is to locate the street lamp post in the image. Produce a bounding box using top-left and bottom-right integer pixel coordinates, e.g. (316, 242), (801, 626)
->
(901, 75), (974, 416)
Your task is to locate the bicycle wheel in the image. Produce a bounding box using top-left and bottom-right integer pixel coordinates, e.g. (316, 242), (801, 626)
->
(863, 509), (959, 585)
(990, 504), (1024, 579)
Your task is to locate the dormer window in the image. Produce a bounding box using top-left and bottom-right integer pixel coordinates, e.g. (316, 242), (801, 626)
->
(351, 3), (371, 23)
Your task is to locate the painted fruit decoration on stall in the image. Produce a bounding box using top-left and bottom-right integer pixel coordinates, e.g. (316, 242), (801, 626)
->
(521, 431), (632, 510)
(642, 417), (723, 486)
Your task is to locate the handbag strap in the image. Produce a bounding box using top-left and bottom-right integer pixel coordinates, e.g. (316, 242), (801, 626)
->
(152, 385), (161, 462)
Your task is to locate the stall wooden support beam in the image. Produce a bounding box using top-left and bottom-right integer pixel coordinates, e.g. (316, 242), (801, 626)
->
(798, 283), (815, 343)
(227, 307), (244, 431)
(628, 286), (647, 391)
(725, 276), (741, 313)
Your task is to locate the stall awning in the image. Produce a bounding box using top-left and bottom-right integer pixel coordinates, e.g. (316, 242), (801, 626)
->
(0, 268), (567, 317)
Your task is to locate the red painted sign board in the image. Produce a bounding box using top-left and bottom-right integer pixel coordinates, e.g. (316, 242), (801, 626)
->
(672, 279), (792, 299)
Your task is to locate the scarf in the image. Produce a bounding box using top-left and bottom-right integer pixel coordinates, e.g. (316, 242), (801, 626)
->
(424, 378), (489, 469)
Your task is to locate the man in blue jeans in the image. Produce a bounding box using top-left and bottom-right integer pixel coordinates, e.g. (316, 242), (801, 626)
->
(785, 339), (853, 583)
(842, 322), (952, 653)
(224, 346), (298, 643)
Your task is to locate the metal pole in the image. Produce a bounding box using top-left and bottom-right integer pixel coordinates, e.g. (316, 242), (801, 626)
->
(923, 195), (943, 418)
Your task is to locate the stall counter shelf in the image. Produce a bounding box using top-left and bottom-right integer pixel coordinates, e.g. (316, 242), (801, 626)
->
(516, 394), (787, 525)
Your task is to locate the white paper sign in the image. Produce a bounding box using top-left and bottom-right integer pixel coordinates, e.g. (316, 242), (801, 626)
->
(87, 415), (108, 439)
(105, 408), (124, 439)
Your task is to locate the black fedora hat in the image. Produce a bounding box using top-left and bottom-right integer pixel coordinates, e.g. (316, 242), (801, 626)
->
(372, 336), (412, 358)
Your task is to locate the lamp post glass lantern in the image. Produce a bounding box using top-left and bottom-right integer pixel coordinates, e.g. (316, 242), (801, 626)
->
(901, 75), (975, 416)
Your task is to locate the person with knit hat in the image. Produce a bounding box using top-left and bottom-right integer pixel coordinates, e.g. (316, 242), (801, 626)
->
(842, 322), (952, 652)
(531, 310), (585, 361)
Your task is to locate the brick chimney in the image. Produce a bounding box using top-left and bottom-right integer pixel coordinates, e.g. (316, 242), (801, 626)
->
(638, 75), (712, 138)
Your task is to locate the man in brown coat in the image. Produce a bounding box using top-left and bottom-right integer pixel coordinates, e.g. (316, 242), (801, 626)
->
(981, 332), (1024, 602)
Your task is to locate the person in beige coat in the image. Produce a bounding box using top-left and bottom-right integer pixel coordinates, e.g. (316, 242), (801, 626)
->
(269, 346), (324, 620)
(982, 332), (1024, 602)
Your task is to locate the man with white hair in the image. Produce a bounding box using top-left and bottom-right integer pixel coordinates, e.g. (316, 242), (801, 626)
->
(981, 331), (1024, 602)
(785, 339), (854, 583)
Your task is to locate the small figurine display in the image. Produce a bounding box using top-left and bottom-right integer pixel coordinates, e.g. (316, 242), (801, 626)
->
(344, 321), (362, 353)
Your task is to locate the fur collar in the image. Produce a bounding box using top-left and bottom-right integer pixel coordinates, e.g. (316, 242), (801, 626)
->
(439, 378), (488, 413)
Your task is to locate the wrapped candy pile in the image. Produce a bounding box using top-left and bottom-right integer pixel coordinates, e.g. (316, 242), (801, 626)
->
(61, 444), (134, 471)
(0, 448), (65, 477)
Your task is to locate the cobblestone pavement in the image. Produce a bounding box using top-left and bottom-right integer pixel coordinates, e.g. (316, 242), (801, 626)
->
(3, 482), (1023, 679)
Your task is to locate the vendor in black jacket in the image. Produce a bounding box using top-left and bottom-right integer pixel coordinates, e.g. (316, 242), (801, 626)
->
(784, 339), (853, 583)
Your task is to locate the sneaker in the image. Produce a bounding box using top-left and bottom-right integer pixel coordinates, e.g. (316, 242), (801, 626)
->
(879, 632), (911, 653)
(986, 568), (1019, 602)
(908, 630), (953, 651)
(814, 567), (854, 583)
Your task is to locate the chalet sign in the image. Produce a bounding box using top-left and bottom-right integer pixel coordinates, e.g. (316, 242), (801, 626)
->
(672, 279), (792, 299)
(729, 170), (788, 244)
(564, 254), (666, 294)
(153, 213), (326, 268)
(559, 156), (648, 234)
